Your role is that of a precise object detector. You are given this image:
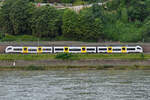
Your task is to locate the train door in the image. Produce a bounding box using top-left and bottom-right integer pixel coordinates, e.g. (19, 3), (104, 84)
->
(64, 47), (69, 53)
(107, 47), (112, 53)
(121, 47), (127, 53)
(37, 47), (42, 53)
(81, 47), (86, 53)
(23, 47), (28, 53)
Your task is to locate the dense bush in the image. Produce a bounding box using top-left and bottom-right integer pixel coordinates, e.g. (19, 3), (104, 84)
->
(55, 53), (73, 60)
(0, 0), (150, 42)
(0, 0), (33, 35)
(62, 9), (79, 40)
(1, 34), (39, 41)
(31, 6), (61, 38)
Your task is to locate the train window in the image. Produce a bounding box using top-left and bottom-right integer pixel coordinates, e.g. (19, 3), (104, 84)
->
(55, 48), (64, 51)
(87, 48), (95, 51)
(7, 48), (12, 50)
(99, 48), (107, 50)
(69, 49), (81, 51)
(28, 49), (37, 51)
(24, 48), (27, 51)
(43, 48), (51, 51)
(38, 48), (42, 51)
(127, 48), (135, 50)
(65, 48), (68, 51)
(14, 48), (22, 51)
(122, 48), (126, 50)
(137, 47), (141, 50)
(113, 49), (121, 51)
(82, 48), (85, 51)
(108, 48), (112, 50)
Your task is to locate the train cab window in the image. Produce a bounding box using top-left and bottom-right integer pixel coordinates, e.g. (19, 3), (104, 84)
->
(82, 48), (85, 51)
(137, 47), (141, 50)
(122, 48), (126, 50)
(7, 48), (12, 50)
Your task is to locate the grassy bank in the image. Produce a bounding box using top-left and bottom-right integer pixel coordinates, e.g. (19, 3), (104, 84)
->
(0, 35), (50, 42)
(0, 53), (149, 60)
(0, 65), (150, 71)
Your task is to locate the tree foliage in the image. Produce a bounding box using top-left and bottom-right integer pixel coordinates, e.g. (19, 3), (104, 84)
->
(0, 0), (14, 34)
(0, 0), (33, 35)
(0, 0), (150, 42)
(78, 9), (103, 41)
(31, 6), (61, 38)
(62, 9), (78, 40)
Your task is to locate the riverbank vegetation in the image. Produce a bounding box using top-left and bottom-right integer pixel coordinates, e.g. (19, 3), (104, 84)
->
(0, 0), (150, 42)
(0, 53), (149, 60)
(1, 65), (150, 71)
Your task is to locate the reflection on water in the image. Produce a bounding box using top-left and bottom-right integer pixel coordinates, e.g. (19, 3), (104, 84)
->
(0, 70), (150, 100)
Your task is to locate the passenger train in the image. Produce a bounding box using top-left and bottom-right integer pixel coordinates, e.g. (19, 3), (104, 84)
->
(5, 45), (143, 53)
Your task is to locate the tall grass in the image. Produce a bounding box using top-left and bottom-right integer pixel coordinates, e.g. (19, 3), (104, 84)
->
(0, 54), (55, 60)
(0, 35), (51, 42)
(0, 53), (149, 60)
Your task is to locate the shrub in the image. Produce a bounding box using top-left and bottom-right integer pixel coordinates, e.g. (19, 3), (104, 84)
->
(1, 34), (16, 41)
(55, 53), (73, 60)
(16, 35), (39, 41)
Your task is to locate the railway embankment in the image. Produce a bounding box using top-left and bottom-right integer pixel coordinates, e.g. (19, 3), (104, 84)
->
(0, 59), (150, 70)
(0, 53), (150, 70)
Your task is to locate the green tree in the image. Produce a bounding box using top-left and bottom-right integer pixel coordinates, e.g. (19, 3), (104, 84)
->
(90, 4), (104, 20)
(62, 9), (78, 40)
(78, 9), (104, 41)
(121, 8), (128, 23)
(9, 0), (33, 35)
(127, 0), (149, 22)
(0, 0), (14, 34)
(142, 17), (150, 42)
(31, 6), (61, 38)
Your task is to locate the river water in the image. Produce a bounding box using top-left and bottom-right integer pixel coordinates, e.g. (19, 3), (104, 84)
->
(0, 70), (150, 100)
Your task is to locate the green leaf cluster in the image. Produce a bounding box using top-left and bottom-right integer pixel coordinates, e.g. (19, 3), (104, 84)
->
(0, 0), (150, 42)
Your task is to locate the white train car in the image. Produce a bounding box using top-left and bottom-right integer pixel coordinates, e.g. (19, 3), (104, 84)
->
(126, 46), (143, 53)
(5, 46), (23, 53)
(97, 46), (143, 53)
(5, 46), (52, 53)
(54, 46), (96, 53)
(5, 45), (143, 54)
